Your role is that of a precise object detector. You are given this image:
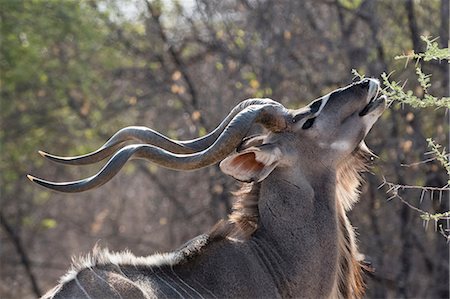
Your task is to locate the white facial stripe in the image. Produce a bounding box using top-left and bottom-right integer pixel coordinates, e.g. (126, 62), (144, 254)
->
(330, 140), (352, 152)
(319, 94), (329, 112)
(312, 93), (330, 117)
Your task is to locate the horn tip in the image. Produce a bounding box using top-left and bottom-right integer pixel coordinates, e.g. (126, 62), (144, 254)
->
(27, 174), (36, 182)
(38, 150), (47, 157)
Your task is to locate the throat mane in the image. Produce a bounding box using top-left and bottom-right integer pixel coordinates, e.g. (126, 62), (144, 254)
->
(210, 182), (260, 240)
(332, 146), (372, 298)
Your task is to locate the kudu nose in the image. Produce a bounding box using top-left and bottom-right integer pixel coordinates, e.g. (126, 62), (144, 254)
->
(351, 79), (380, 102)
(357, 79), (370, 89)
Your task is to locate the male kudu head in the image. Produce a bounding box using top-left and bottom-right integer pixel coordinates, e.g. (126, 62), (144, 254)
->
(219, 78), (385, 184)
(28, 79), (385, 192)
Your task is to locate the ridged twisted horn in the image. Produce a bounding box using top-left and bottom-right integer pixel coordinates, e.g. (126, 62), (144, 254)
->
(39, 98), (282, 165)
(28, 104), (288, 193)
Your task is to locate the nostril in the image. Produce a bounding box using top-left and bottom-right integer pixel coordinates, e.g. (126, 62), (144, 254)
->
(358, 79), (370, 88)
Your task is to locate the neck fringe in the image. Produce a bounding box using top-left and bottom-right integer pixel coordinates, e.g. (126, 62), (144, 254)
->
(210, 146), (372, 298)
(210, 183), (260, 240)
(331, 146), (372, 299)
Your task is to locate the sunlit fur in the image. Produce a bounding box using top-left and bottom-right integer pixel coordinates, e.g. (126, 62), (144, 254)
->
(333, 146), (372, 299)
(44, 236), (210, 294)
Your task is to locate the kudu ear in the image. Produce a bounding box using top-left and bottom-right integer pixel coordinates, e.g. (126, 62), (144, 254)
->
(219, 143), (282, 182)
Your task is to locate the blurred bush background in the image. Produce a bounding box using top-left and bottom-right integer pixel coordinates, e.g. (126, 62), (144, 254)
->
(0, 0), (448, 298)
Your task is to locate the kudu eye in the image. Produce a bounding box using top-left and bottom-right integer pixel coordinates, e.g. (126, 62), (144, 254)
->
(302, 117), (315, 129)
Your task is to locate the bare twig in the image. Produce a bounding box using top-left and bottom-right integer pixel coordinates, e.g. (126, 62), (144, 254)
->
(0, 212), (42, 297)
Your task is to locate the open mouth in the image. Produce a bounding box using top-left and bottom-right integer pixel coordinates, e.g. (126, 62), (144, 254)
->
(359, 95), (386, 116)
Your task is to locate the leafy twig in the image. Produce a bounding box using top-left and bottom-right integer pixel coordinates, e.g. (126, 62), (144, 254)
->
(394, 36), (450, 63)
(381, 72), (450, 108)
(351, 68), (365, 80)
(381, 36), (450, 109)
(427, 138), (450, 184)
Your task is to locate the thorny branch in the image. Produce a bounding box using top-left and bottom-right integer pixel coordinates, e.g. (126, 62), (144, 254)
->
(379, 177), (450, 242)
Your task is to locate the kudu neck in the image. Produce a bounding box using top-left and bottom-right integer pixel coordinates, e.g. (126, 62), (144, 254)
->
(255, 167), (339, 296)
(257, 166), (338, 234)
(258, 166), (338, 225)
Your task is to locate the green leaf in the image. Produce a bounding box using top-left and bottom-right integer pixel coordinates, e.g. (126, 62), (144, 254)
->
(41, 218), (57, 229)
(338, 0), (363, 10)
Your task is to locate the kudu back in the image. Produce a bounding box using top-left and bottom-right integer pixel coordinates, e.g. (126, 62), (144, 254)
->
(30, 79), (386, 299)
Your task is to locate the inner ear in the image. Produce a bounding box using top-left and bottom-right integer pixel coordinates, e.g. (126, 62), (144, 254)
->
(229, 152), (265, 173)
(219, 144), (282, 182)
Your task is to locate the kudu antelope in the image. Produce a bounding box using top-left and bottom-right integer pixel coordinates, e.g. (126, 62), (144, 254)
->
(29, 78), (386, 299)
